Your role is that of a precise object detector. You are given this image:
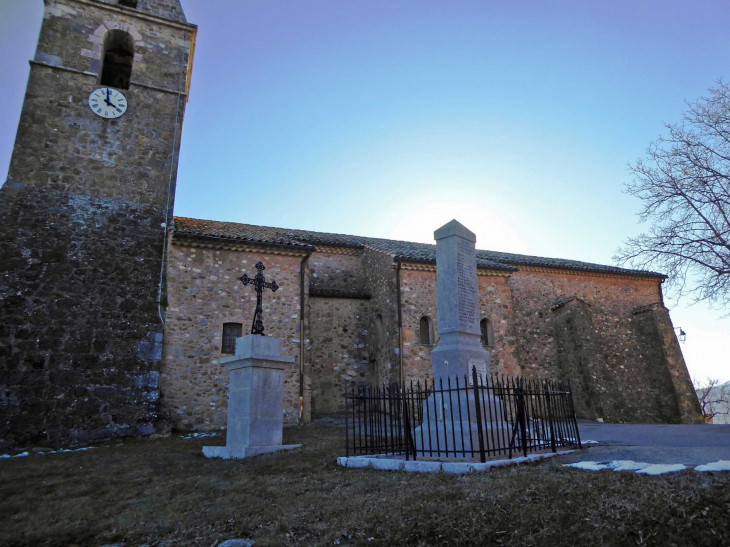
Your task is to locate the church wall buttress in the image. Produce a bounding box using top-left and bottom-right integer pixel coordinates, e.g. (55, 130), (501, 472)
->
(362, 249), (400, 386)
(308, 297), (369, 415)
(508, 270), (701, 424)
(305, 250), (371, 415)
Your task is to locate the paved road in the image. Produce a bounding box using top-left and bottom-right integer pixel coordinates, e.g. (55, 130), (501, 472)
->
(557, 422), (730, 466)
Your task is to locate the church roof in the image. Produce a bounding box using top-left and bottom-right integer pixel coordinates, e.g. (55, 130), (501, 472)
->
(172, 216), (665, 278)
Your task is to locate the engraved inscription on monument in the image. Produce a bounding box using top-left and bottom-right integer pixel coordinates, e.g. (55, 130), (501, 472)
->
(456, 239), (477, 331)
(467, 358), (488, 385)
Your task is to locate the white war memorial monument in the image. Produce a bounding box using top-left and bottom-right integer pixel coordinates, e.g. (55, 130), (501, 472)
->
(204, 262), (301, 459)
(415, 220), (509, 454)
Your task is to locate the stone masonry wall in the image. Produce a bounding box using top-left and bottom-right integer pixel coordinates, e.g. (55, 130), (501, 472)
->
(396, 265), (699, 424)
(0, 1), (193, 448)
(307, 249), (366, 296)
(362, 249), (400, 386)
(509, 269), (701, 423)
(39, 1), (193, 94)
(305, 249), (370, 415)
(97, 0), (188, 23)
(161, 240), (307, 431)
(632, 304), (702, 423)
(399, 268), (438, 384)
(0, 183), (169, 449)
(308, 297), (369, 415)
(8, 65), (187, 205)
(157, 243), (700, 427)
(400, 268), (518, 385)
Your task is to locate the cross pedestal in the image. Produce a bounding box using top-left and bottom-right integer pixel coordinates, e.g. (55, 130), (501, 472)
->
(203, 335), (301, 459)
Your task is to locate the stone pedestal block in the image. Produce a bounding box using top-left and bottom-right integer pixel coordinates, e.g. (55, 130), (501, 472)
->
(414, 389), (510, 455)
(203, 335), (301, 459)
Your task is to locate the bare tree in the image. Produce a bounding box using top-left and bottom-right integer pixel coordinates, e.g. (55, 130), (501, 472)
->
(614, 81), (730, 309)
(693, 377), (730, 423)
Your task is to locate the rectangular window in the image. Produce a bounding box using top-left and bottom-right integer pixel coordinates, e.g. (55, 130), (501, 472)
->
(222, 323), (242, 354)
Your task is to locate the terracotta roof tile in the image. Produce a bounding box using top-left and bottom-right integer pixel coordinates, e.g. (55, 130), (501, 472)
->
(172, 216), (664, 278)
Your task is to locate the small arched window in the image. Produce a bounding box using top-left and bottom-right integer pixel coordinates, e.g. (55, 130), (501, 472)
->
(221, 323), (242, 354)
(419, 316), (433, 345)
(480, 318), (494, 346)
(99, 30), (134, 89)
(374, 314), (384, 346)
(118, 0), (138, 7)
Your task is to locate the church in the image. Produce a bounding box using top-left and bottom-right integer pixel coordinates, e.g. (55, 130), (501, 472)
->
(0, 0), (702, 450)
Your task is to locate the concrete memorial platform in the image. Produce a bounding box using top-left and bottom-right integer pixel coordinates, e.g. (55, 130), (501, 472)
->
(203, 335), (301, 460)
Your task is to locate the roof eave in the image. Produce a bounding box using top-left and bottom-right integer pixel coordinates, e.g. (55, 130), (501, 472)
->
(173, 231), (316, 252)
(395, 255), (517, 272)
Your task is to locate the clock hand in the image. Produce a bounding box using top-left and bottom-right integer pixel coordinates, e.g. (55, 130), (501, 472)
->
(105, 88), (113, 107)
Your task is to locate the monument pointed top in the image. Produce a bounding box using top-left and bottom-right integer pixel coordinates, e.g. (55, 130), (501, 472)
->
(434, 219), (476, 243)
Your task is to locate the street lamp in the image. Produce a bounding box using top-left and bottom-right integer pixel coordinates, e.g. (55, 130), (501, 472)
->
(675, 327), (687, 343)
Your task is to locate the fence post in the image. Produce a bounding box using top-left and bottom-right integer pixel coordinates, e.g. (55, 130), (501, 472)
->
(472, 366), (487, 463)
(345, 382), (350, 458)
(544, 380), (556, 453)
(567, 378), (582, 449)
(518, 378), (528, 458)
(402, 382), (410, 461)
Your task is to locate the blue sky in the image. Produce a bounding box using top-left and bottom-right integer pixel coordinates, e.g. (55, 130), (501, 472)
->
(1, 0), (728, 382)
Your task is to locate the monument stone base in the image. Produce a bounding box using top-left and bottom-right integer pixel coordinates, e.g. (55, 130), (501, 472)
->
(414, 421), (513, 455)
(203, 444), (301, 460)
(414, 389), (513, 455)
(203, 334), (299, 460)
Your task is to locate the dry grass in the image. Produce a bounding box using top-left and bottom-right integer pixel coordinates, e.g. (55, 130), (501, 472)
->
(1, 422), (729, 546)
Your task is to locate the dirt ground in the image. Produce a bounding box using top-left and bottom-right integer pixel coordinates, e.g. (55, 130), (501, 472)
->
(1, 422), (729, 546)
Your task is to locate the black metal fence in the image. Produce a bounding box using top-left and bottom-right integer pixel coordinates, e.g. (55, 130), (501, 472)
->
(345, 367), (581, 462)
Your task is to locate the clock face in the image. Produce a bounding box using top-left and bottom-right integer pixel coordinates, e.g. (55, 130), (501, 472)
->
(88, 88), (128, 119)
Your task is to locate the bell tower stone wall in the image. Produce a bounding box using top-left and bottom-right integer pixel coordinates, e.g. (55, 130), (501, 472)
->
(0, 0), (196, 449)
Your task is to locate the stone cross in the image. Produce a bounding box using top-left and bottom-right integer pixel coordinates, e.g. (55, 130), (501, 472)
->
(430, 220), (491, 384)
(240, 261), (279, 336)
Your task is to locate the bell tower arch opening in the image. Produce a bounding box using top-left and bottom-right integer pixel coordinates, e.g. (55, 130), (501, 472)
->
(99, 30), (135, 89)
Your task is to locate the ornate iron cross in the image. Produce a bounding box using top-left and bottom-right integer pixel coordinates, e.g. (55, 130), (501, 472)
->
(240, 261), (279, 336)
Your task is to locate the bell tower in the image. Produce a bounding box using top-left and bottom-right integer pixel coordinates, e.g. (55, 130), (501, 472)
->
(0, 0), (196, 448)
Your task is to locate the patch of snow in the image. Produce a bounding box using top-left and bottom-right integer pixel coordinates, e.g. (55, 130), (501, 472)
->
(180, 432), (219, 440)
(38, 447), (97, 456)
(636, 464), (686, 476)
(582, 440), (599, 444)
(563, 461), (609, 471)
(1, 446), (99, 459)
(565, 459), (730, 475)
(1, 451), (29, 459)
(607, 460), (650, 472)
(695, 460), (730, 472)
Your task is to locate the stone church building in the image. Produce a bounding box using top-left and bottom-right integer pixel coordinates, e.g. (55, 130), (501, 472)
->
(0, 0), (701, 449)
